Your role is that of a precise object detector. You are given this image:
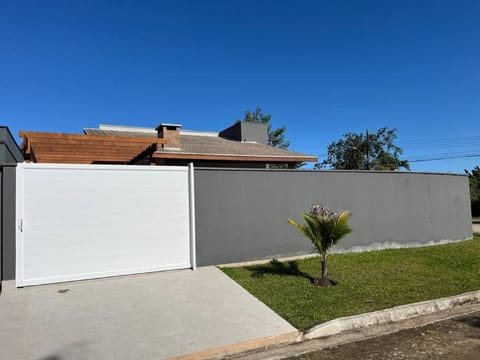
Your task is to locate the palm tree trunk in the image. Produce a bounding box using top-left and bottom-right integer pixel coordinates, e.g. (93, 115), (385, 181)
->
(321, 253), (328, 281)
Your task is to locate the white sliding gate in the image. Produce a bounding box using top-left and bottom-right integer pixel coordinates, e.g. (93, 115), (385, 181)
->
(15, 163), (196, 287)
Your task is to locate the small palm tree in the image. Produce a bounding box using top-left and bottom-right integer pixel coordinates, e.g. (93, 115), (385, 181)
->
(288, 205), (352, 287)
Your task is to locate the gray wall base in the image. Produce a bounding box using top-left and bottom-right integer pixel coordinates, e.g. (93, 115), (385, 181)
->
(194, 169), (472, 266)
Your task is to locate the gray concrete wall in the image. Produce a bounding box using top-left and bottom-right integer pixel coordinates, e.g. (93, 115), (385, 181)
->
(219, 121), (268, 144)
(239, 122), (268, 145)
(0, 127), (22, 289)
(0, 126), (23, 164)
(194, 169), (472, 266)
(0, 170), (2, 285)
(2, 165), (16, 280)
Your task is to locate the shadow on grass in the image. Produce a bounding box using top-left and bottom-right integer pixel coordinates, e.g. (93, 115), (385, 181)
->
(246, 260), (315, 283)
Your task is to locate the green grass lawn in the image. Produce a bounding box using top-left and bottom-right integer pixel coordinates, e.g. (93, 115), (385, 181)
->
(221, 235), (480, 331)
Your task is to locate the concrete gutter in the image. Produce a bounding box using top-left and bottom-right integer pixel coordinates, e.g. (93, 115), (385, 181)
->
(168, 331), (302, 360)
(304, 290), (480, 340)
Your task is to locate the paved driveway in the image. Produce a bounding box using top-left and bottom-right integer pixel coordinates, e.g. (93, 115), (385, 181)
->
(473, 223), (480, 233)
(0, 267), (296, 360)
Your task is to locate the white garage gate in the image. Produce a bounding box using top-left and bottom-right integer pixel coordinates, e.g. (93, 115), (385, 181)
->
(15, 163), (196, 287)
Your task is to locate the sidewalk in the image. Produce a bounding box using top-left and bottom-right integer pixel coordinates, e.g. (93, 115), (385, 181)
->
(0, 267), (296, 359)
(473, 223), (480, 233)
(2, 266), (478, 360)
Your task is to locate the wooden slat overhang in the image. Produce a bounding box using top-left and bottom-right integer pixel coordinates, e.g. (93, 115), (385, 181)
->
(19, 131), (166, 164)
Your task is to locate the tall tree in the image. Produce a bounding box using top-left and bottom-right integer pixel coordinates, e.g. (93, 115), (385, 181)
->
(239, 108), (290, 149)
(465, 166), (480, 217)
(317, 127), (410, 170)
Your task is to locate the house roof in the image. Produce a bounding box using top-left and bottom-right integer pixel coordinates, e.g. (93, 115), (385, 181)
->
(19, 124), (317, 164)
(84, 129), (317, 161)
(83, 127), (317, 163)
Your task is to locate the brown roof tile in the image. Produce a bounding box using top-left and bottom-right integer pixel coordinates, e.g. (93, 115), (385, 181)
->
(83, 128), (317, 161)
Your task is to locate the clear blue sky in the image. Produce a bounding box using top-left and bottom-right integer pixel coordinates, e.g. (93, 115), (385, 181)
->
(1, 0), (479, 173)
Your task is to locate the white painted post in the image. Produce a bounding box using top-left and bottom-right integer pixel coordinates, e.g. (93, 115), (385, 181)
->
(188, 162), (197, 270)
(15, 163), (25, 287)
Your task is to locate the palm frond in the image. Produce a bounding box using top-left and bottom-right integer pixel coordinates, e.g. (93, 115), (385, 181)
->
(288, 205), (353, 284)
(332, 211), (353, 244)
(288, 218), (315, 244)
(289, 206), (352, 256)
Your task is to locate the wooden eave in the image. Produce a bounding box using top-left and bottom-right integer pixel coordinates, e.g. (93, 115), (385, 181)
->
(20, 131), (166, 164)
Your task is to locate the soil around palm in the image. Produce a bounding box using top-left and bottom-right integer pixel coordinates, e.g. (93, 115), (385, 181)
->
(311, 278), (337, 287)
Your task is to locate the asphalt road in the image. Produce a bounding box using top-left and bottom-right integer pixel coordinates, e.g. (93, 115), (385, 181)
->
(290, 311), (480, 360)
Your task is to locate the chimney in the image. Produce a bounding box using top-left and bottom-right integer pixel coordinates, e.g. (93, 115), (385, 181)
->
(219, 121), (268, 145)
(156, 123), (182, 149)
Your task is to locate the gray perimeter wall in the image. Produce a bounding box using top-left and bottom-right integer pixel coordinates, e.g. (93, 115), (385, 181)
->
(2, 165), (16, 280)
(0, 169), (2, 283)
(194, 169), (473, 266)
(0, 127), (22, 287)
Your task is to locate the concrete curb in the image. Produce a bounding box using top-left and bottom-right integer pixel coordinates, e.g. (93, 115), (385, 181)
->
(169, 290), (480, 360)
(168, 331), (302, 360)
(303, 290), (480, 340)
(237, 302), (480, 360)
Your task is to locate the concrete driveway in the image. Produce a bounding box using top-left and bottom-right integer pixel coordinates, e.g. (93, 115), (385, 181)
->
(473, 223), (480, 233)
(0, 267), (296, 360)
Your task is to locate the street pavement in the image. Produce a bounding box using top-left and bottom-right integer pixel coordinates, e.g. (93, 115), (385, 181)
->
(289, 310), (480, 360)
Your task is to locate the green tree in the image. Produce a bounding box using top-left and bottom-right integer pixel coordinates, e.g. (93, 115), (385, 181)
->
(465, 166), (480, 217)
(316, 127), (410, 170)
(288, 205), (352, 287)
(238, 108), (290, 149)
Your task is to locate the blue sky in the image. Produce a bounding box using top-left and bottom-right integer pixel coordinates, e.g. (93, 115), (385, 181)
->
(1, 0), (479, 173)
